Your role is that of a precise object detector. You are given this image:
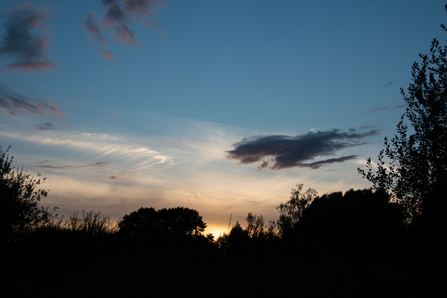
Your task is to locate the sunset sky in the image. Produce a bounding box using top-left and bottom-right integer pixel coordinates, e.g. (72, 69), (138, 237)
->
(1, 0), (446, 237)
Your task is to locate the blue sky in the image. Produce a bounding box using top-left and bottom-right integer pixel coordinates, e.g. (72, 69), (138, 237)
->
(1, 0), (446, 236)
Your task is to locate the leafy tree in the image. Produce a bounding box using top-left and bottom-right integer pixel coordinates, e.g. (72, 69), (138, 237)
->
(358, 7), (447, 224)
(300, 189), (404, 240)
(215, 221), (250, 255)
(157, 207), (206, 235)
(246, 212), (264, 238)
(118, 207), (158, 235)
(276, 184), (318, 235)
(118, 206), (206, 236)
(0, 146), (55, 239)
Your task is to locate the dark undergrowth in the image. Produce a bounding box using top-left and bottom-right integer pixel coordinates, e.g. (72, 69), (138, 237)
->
(1, 226), (445, 298)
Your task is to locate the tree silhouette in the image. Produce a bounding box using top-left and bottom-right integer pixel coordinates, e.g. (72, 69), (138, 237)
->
(118, 206), (206, 236)
(246, 212), (264, 238)
(359, 6), (447, 225)
(276, 184), (318, 235)
(0, 146), (54, 239)
(299, 189), (405, 248)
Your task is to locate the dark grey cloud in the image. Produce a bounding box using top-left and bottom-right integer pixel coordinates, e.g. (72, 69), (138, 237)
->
(35, 122), (55, 131)
(226, 129), (378, 170)
(33, 161), (111, 169)
(0, 3), (56, 72)
(384, 82), (395, 87)
(0, 82), (64, 118)
(83, 0), (166, 59)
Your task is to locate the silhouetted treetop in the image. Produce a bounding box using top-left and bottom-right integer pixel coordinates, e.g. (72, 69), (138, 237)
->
(359, 5), (447, 224)
(118, 206), (206, 236)
(276, 184), (318, 235)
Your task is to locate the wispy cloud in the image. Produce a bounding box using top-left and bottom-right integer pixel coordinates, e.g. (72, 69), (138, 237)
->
(395, 103), (407, 109)
(0, 82), (64, 118)
(33, 161), (111, 170)
(0, 2), (57, 72)
(0, 129), (177, 172)
(35, 122), (55, 130)
(384, 82), (395, 87)
(81, 12), (113, 60)
(226, 129), (378, 170)
(83, 0), (166, 59)
(364, 106), (390, 113)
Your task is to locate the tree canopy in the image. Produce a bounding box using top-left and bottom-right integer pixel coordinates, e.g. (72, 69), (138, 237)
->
(118, 206), (206, 236)
(359, 7), (447, 225)
(276, 184), (318, 235)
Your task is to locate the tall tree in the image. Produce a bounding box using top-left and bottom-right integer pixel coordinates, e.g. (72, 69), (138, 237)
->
(359, 6), (447, 224)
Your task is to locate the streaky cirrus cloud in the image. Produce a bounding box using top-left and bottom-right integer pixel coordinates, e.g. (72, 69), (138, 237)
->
(0, 82), (65, 118)
(0, 129), (177, 173)
(35, 122), (55, 131)
(83, 0), (166, 59)
(33, 161), (111, 170)
(226, 129), (379, 170)
(0, 2), (57, 72)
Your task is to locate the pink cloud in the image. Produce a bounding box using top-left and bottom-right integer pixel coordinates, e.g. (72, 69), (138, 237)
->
(82, 0), (166, 58)
(0, 82), (65, 118)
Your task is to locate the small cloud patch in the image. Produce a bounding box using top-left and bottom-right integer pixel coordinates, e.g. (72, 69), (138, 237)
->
(35, 123), (55, 131)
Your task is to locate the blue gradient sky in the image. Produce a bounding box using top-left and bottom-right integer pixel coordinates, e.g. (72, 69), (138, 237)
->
(1, 0), (445, 236)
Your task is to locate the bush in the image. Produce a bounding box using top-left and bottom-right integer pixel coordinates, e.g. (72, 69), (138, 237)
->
(0, 146), (56, 239)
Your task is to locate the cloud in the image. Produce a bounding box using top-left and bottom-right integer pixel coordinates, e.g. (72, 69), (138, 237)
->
(101, 50), (113, 60)
(33, 161), (111, 170)
(395, 103), (408, 109)
(0, 129), (177, 172)
(384, 82), (395, 87)
(0, 82), (64, 118)
(0, 2), (57, 72)
(364, 106), (390, 113)
(35, 122), (55, 130)
(83, 0), (166, 58)
(226, 129), (378, 170)
(81, 12), (113, 60)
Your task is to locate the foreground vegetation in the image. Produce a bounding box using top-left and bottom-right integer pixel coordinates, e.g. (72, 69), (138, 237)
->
(1, 185), (446, 297)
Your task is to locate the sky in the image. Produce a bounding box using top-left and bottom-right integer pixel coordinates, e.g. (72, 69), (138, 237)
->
(1, 0), (446, 237)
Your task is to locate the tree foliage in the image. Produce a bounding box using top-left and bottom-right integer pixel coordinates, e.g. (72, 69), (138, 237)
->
(300, 188), (404, 239)
(118, 206), (206, 236)
(276, 184), (318, 234)
(0, 146), (54, 238)
(246, 212), (264, 238)
(359, 8), (447, 223)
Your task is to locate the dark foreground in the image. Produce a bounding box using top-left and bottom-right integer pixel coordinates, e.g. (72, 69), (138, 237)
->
(1, 227), (445, 298)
